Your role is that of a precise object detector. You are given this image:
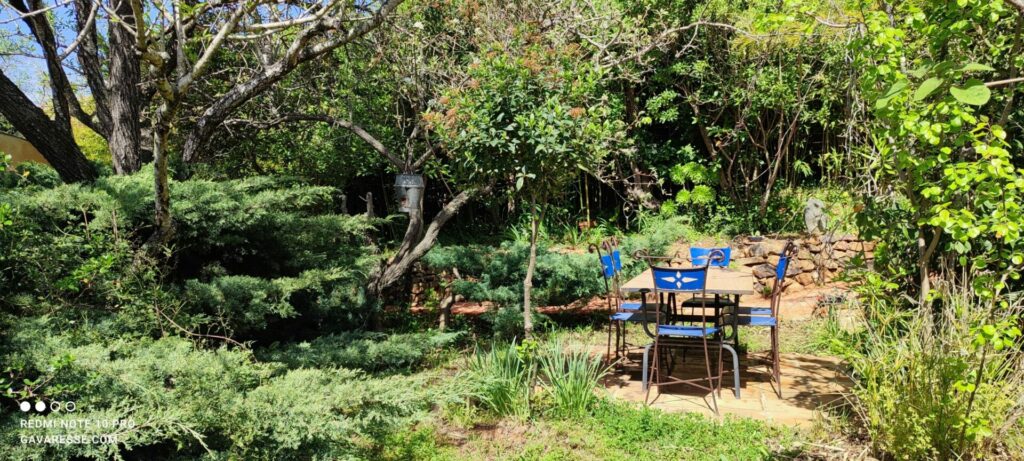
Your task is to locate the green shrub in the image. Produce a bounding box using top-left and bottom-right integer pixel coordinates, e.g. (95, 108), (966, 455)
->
(440, 241), (603, 307)
(0, 333), (431, 460)
(0, 161), (62, 189)
(481, 305), (552, 341)
(424, 215), (696, 314)
(0, 171), (378, 339)
(831, 279), (1024, 460)
(228, 368), (429, 460)
(257, 330), (461, 373)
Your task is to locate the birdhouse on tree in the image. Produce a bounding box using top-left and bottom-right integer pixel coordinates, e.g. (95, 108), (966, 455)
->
(394, 174), (424, 213)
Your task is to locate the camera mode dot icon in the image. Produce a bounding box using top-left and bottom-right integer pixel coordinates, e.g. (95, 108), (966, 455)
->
(35, 401), (46, 412)
(19, 401), (31, 412)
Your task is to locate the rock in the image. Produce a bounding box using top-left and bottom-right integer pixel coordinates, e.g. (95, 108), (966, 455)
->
(752, 264), (776, 279)
(808, 242), (824, 253)
(749, 242), (769, 258)
(766, 240), (787, 255)
(737, 256), (765, 267)
(787, 280), (805, 292)
(753, 281), (767, 296)
(841, 233), (858, 241)
(833, 241), (851, 251)
(795, 272), (815, 286)
(824, 258), (840, 270)
(798, 259), (815, 271)
(863, 241), (877, 251)
(797, 248), (814, 260)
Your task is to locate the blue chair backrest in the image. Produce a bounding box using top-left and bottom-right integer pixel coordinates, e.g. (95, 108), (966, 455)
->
(599, 249), (623, 278)
(690, 247), (731, 267)
(651, 266), (708, 293)
(776, 255), (790, 280)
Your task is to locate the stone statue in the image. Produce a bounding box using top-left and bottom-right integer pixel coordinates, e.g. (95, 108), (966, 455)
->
(804, 198), (828, 235)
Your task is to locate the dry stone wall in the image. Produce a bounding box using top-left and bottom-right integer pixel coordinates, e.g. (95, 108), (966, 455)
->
(733, 234), (875, 294)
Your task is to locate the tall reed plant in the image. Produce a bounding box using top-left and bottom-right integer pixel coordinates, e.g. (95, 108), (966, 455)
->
(462, 340), (608, 420)
(538, 341), (609, 418)
(465, 341), (535, 419)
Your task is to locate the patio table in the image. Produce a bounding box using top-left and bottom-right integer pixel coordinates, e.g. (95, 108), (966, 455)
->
(618, 267), (756, 398)
(619, 267), (756, 296)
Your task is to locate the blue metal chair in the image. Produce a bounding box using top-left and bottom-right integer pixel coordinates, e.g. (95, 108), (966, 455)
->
(591, 238), (654, 363)
(690, 246), (732, 267)
(724, 240), (797, 398)
(639, 254), (740, 414)
(681, 247), (738, 310)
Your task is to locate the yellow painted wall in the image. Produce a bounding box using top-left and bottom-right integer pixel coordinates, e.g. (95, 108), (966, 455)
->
(0, 133), (50, 169)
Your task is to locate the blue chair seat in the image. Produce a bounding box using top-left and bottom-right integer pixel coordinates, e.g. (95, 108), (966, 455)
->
(620, 301), (643, 311)
(657, 325), (719, 337)
(734, 316), (776, 327)
(610, 312), (635, 321)
(680, 296), (737, 307)
(610, 311), (660, 322)
(616, 302), (667, 313)
(733, 307), (772, 315)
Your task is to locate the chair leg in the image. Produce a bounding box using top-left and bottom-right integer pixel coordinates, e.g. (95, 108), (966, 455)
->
(772, 327), (782, 398)
(702, 336), (719, 416)
(606, 317), (614, 364)
(642, 344), (653, 392)
(616, 321), (623, 359)
(716, 340), (724, 397)
(721, 343), (741, 399)
(645, 339), (658, 405)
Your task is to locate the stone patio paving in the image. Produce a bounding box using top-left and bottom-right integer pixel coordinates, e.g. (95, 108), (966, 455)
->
(603, 351), (852, 427)
(600, 285), (855, 428)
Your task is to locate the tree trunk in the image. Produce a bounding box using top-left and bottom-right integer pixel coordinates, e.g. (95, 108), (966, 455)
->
(523, 202), (540, 339)
(72, 0), (112, 134)
(0, 70), (96, 183)
(107, 0), (143, 174)
(439, 270), (459, 331)
(367, 186), (485, 298)
(149, 102), (176, 246)
(11, 0), (101, 135)
(918, 227), (941, 307)
(757, 111), (801, 218)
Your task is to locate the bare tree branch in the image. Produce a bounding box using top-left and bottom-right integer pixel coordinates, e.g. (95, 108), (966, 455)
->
(232, 113), (407, 169)
(182, 0), (403, 162)
(986, 76), (1024, 88)
(59, 0), (99, 60)
(1008, 0), (1024, 15)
